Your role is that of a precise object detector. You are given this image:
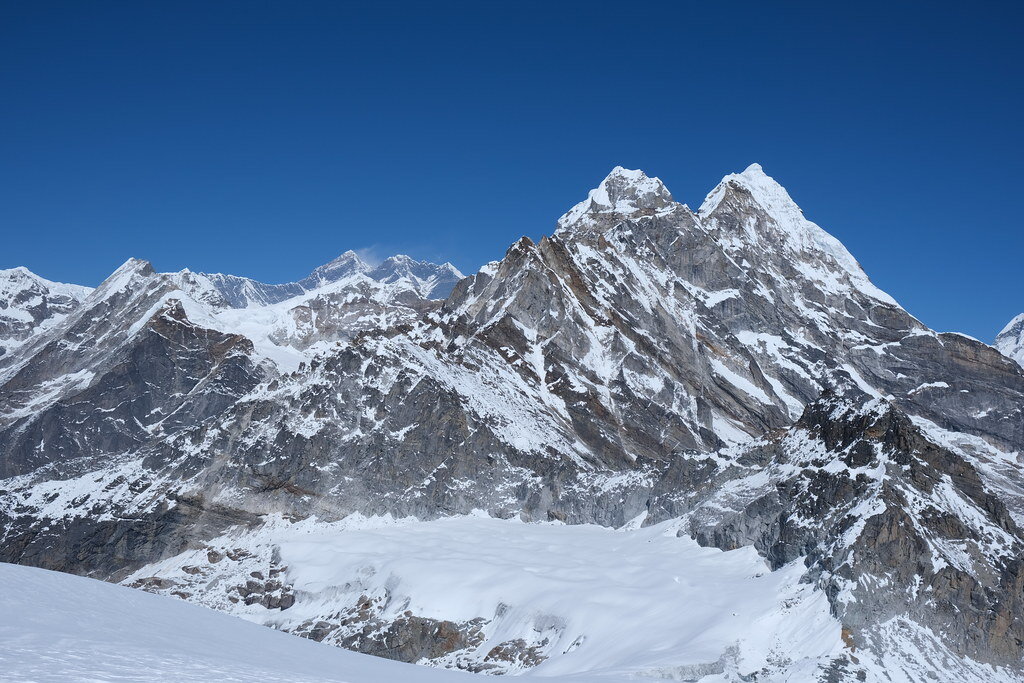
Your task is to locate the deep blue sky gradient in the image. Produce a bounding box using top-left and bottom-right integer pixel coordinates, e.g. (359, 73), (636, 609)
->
(2, 2), (1021, 340)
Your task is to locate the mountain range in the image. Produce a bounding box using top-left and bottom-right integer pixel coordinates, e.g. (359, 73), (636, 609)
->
(1, 165), (1023, 682)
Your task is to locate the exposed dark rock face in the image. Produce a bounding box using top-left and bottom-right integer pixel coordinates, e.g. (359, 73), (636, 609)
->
(0, 269), (267, 479)
(293, 591), (489, 666)
(680, 387), (1024, 667)
(1, 165), (1023, 680)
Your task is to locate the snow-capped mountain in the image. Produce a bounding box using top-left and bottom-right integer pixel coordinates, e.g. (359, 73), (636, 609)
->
(368, 254), (465, 298)
(0, 250), (464, 480)
(183, 250), (464, 308)
(0, 267), (91, 365)
(997, 313), (1024, 365)
(2, 165), (1023, 682)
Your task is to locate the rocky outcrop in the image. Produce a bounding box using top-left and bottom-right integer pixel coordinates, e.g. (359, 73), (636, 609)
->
(681, 386), (1024, 668)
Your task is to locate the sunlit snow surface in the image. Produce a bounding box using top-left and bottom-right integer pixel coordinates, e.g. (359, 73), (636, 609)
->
(124, 514), (844, 681)
(0, 561), (479, 683)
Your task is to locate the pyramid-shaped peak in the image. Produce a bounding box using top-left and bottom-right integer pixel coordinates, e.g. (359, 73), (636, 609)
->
(89, 258), (157, 300)
(699, 163), (794, 215)
(557, 166), (675, 232)
(700, 163), (824, 242)
(302, 250), (373, 288)
(323, 250), (368, 268)
(698, 164), (899, 306)
(108, 258), (155, 280)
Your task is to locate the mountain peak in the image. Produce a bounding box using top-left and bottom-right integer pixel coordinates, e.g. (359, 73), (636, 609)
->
(95, 258), (155, 292)
(369, 254), (465, 298)
(0, 267), (92, 303)
(996, 313), (1024, 365)
(698, 164), (898, 306)
(0, 268), (43, 297)
(301, 250), (371, 289)
(321, 250), (368, 270)
(607, 165), (649, 181)
(378, 254), (415, 268)
(999, 313), (1024, 337)
(108, 258), (155, 280)
(0, 266), (33, 279)
(556, 166), (675, 232)
(699, 163), (794, 216)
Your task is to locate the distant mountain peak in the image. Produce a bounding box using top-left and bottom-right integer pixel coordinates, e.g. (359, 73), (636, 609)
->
(325, 249), (367, 266)
(1, 266), (33, 279)
(300, 251), (372, 289)
(182, 249), (464, 309)
(999, 312), (1024, 337)
(368, 254), (465, 298)
(95, 258), (156, 296)
(0, 267), (93, 363)
(374, 253), (457, 273)
(0, 266), (89, 298)
(996, 313), (1024, 365)
(111, 257), (154, 276)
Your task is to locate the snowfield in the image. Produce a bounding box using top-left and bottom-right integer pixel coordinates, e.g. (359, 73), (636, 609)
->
(1, 515), (845, 681)
(124, 514), (844, 681)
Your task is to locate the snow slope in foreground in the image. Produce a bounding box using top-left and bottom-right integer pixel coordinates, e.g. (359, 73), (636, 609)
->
(0, 561), (476, 683)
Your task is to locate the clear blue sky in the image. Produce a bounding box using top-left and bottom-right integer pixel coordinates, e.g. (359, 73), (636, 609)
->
(2, 2), (1021, 340)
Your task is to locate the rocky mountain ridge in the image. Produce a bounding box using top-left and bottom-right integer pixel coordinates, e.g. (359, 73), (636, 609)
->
(1, 165), (1023, 681)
